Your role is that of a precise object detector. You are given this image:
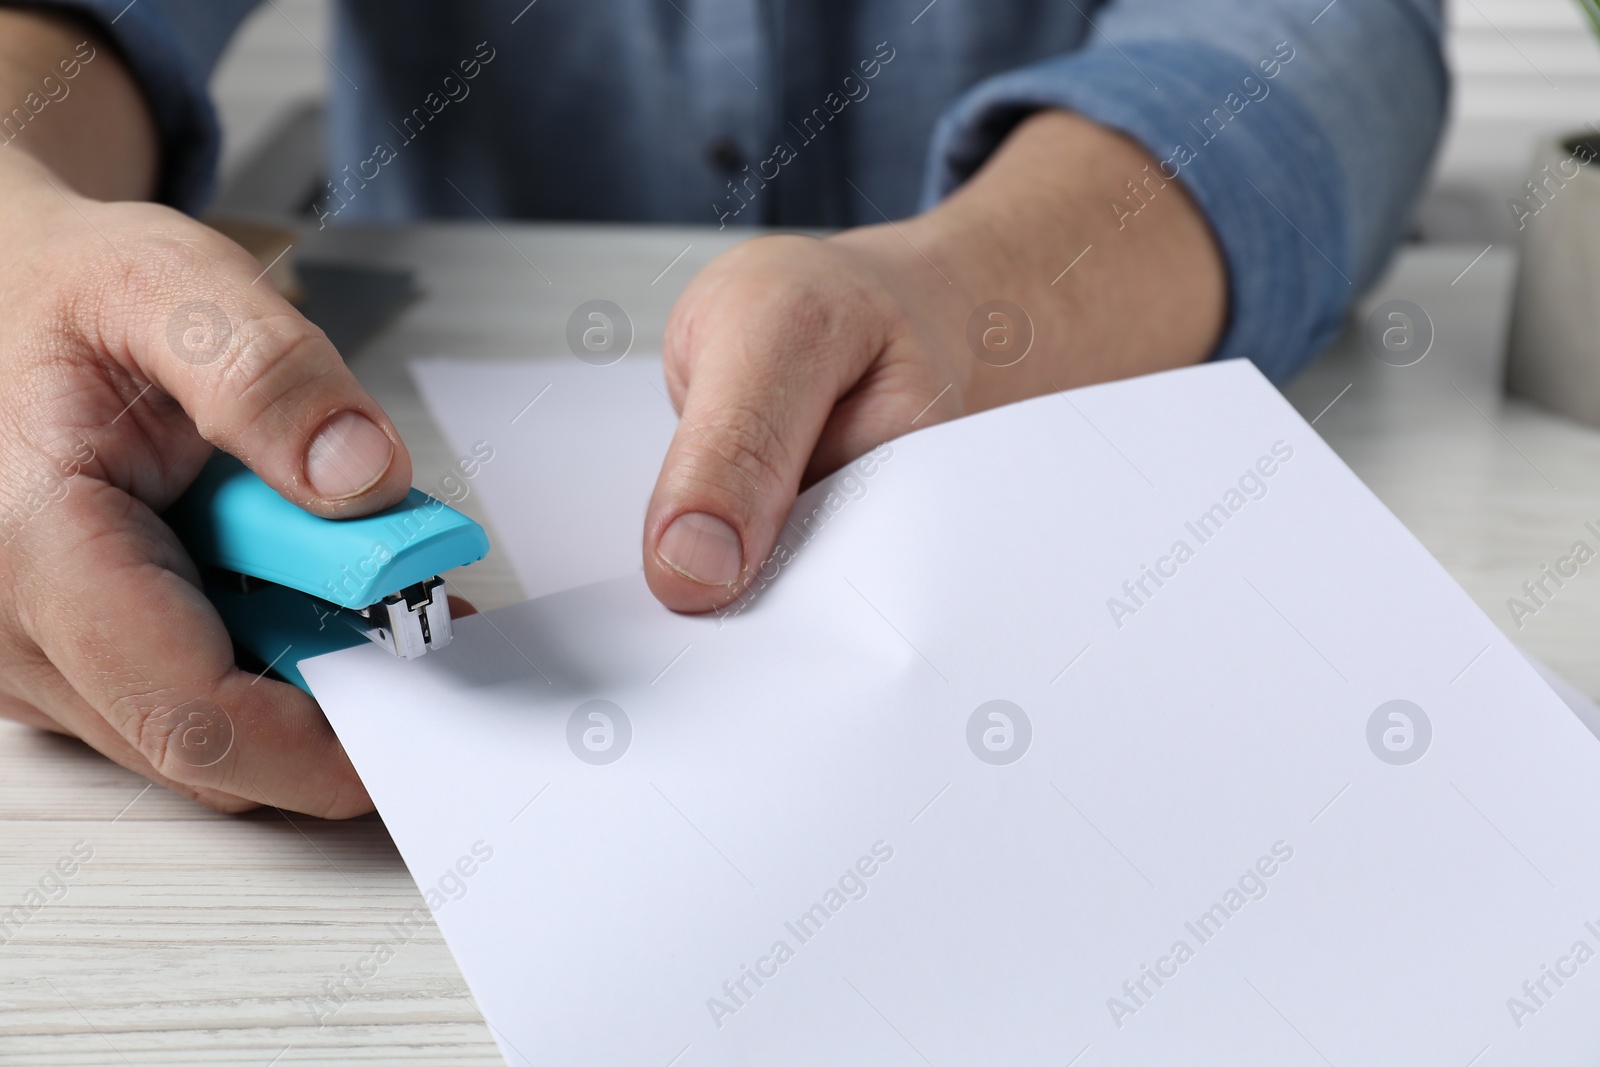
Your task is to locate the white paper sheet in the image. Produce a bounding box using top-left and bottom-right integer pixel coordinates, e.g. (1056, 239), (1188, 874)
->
(414, 354), (1600, 735)
(410, 355), (678, 599)
(314, 360), (1600, 1065)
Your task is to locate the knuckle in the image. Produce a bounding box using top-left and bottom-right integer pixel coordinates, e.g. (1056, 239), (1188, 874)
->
(119, 688), (186, 775)
(219, 313), (330, 396)
(744, 272), (836, 337)
(101, 211), (223, 317)
(746, 298), (836, 365)
(698, 402), (793, 500)
(119, 688), (234, 782)
(771, 278), (838, 330)
(200, 315), (339, 441)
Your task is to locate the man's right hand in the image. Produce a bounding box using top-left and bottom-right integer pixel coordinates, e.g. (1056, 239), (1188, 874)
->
(0, 131), (411, 815)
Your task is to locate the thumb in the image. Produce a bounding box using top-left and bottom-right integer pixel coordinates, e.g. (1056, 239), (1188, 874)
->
(644, 318), (869, 614)
(93, 215), (411, 516)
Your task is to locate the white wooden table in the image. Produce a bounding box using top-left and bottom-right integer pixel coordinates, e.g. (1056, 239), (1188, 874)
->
(1, 226), (1593, 1064)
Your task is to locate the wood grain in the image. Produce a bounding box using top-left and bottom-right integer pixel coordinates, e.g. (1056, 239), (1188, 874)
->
(2, 229), (1591, 1063)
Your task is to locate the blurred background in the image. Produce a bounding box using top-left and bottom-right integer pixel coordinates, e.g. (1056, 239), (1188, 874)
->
(207, 0), (1600, 244)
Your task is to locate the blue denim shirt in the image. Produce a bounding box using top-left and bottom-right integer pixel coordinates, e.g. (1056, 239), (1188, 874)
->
(37, 0), (1446, 381)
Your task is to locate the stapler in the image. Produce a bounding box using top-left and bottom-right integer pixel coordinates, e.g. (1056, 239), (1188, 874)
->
(166, 452), (490, 692)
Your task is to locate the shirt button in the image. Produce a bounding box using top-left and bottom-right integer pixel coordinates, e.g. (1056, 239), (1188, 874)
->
(705, 136), (746, 173)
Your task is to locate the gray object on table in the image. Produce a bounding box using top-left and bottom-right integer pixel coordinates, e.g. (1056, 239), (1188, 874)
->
(297, 261), (421, 357)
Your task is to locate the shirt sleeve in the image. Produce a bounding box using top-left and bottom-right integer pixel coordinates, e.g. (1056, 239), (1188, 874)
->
(14, 0), (259, 211)
(922, 0), (1449, 384)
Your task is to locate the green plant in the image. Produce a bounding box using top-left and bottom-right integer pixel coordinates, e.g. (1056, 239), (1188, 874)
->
(1582, 0), (1600, 38)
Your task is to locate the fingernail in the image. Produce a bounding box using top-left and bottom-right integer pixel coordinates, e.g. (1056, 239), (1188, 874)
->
(306, 411), (394, 499)
(657, 511), (743, 586)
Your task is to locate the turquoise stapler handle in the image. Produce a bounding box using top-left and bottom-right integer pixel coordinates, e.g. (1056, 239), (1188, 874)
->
(166, 452), (490, 691)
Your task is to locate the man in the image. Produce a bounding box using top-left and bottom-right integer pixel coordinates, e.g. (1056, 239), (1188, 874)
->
(0, 0), (1446, 814)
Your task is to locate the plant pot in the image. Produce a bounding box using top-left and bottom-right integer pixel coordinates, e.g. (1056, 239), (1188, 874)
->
(1506, 133), (1600, 425)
